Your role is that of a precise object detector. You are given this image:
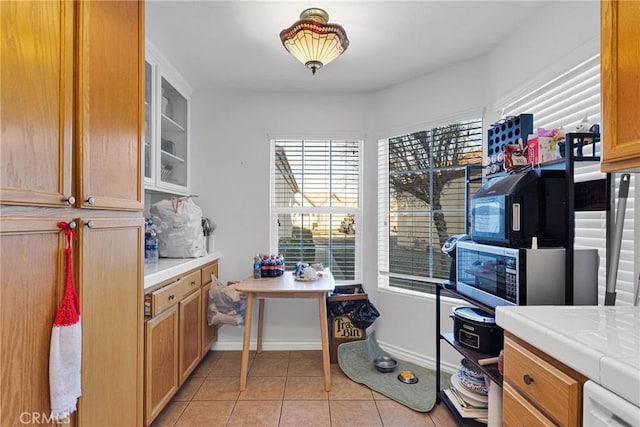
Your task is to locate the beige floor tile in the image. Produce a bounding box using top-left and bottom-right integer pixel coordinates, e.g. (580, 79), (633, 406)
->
(279, 400), (330, 426)
(150, 401), (187, 427)
(192, 376), (240, 401)
(426, 402), (458, 427)
(226, 400), (282, 426)
(174, 400), (235, 427)
(288, 357), (324, 377)
(209, 357), (249, 377)
(290, 350), (323, 360)
(283, 376), (329, 400)
(372, 390), (391, 401)
(328, 376), (374, 400)
(330, 364), (349, 379)
(253, 350), (291, 360)
(329, 400), (383, 427)
(376, 399), (435, 426)
(218, 350), (256, 359)
(190, 352), (219, 378)
(239, 376), (286, 400)
(249, 357), (289, 377)
(172, 376), (205, 401)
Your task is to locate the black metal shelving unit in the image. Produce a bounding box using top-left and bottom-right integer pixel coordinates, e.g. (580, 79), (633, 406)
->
(434, 132), (610, 425)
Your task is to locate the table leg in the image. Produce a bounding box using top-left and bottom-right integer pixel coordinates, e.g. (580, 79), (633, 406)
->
(257, 299), (265, 353)
(318, 295), (331, 391)
(240, 292), (254, 391)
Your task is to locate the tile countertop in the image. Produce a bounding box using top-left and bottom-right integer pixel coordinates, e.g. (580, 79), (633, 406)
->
(495, 305), (640, 407)
(144, 251), (221, 290)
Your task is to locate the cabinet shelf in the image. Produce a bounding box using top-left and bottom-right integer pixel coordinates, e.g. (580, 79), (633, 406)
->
(161, 114), (185, 132)
(161, 150), (185, 164)
(441, 332), (502, 387)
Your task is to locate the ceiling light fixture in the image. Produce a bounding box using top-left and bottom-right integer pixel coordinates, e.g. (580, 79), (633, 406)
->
(279, 8), (349, 75)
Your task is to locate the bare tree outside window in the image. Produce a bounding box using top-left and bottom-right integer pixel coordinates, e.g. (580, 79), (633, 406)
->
(386, 120), (482, 293)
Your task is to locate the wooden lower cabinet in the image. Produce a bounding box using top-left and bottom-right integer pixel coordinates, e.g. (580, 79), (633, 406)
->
(179, 290), (202, 383)
(144, 260), (219, 426)
(503, 333), (586, 426)
(0, 220), (68, 426)
(0, 216), (144, 426)
(145, 305), (179, 424)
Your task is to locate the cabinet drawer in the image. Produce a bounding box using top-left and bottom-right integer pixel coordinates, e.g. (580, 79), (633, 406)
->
(201, 261), (218, 285)
(150, 270), (201, 316)
(503, 382), (555, 427)
(504, 336), (582, 426)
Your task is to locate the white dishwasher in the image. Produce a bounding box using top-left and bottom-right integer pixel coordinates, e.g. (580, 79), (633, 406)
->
(583, 381), (640, 426)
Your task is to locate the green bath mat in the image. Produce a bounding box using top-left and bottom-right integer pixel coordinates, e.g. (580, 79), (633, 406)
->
(337, 331), (449, 412)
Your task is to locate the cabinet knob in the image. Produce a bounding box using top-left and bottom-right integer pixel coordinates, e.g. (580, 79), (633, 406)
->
(168, 294), (175, 301)
(85, 220), (94, 229)
(68, 220), (77, 230)
(64, 196), (76, 205)
(523, 373), (534, 385)
(86, 196), (95, 205)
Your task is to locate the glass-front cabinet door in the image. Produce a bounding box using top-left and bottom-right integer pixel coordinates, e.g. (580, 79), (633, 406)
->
(144, 60), (154, 185)
(159, 76), (188, 189)
(144, 42), (191, 195)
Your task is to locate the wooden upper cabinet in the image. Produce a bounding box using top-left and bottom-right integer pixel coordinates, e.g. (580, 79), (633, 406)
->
(0, 0), (74, 207)
(601, 0), (640, 172)
(76, 1), (144, 210)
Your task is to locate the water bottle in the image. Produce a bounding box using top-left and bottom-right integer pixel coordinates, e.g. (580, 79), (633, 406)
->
(145, 220), (159, 264)
(253, 254), (261, 279)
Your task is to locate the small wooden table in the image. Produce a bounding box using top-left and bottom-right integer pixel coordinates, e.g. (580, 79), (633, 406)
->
(235, 270), (335, 391)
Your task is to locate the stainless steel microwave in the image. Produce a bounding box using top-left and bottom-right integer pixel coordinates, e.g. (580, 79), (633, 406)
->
(455, 241), (565, 308)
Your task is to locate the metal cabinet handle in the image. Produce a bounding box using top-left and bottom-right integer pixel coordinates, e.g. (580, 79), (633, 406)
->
(190, 281), (196, 287)
(523, 374), (534, 385)
(65, 196), (76, 205)
(168, 294), (175, 300)
(85, 220), (94, 229)
(86, 196), (95, 205)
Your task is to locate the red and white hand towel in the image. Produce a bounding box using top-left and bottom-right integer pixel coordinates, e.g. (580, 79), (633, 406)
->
(49, 221), (82, 421)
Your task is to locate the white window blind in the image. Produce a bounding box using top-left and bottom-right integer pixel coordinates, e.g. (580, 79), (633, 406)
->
(377, 119), (483, 294)
(499, 54), (637, 305)
(270, 139), (362, 282)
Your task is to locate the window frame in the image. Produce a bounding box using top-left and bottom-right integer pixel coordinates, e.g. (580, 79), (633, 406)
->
(269, 137), (364, 284)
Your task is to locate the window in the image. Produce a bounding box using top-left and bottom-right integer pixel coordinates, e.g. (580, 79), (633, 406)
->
(270, 139), (362, 282)
(499, 54), (637, 306)
(378, 118), (483, 294)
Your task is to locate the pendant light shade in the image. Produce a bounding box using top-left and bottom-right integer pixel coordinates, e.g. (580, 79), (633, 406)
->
(279, 8), (349, 75)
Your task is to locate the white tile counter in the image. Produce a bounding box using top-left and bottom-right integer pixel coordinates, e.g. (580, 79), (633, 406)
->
(144, 251), (221, 290)
(496, 305), (640, 407)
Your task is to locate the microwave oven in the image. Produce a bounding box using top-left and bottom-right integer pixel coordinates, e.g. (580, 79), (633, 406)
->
(455, 241), (565, 308)
(471, 170), (540, 248)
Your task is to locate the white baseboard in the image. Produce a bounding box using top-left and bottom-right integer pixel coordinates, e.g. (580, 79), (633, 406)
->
(209, 338), (459, 375)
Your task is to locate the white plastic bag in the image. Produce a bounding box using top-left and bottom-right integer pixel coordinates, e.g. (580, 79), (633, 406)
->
(150, 196), (206, 258)
(207, 275), (247, 326)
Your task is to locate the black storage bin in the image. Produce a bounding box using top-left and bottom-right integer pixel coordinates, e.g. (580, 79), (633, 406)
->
(326, 284), (379, 363)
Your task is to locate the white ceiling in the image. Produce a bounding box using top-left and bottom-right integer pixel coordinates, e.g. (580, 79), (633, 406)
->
(145, 0), (545, 94)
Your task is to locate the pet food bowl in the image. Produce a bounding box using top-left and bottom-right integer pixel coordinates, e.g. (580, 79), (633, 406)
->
(373, 356), (398, 373)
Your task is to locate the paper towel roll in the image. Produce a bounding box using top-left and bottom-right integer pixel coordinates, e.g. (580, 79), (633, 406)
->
(487, 379), (503, 426)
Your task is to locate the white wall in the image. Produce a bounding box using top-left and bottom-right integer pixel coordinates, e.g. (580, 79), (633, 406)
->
(190, 92), (371, 347)
(186, 0), (602, 365)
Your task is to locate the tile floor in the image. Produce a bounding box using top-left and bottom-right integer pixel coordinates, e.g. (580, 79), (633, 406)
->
(151, 350), (457, 426)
